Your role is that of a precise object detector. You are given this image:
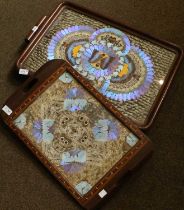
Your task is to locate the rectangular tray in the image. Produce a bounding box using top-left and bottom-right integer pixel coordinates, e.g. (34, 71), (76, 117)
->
(16, 2), (183, 129)
(1, 59), (152, 209)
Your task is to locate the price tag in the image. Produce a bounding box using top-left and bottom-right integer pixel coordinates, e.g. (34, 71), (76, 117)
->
(2, 105), (12, 116)
(32, 26), (38, 32)
(98, 189), (107, 198)
(19, 69), (29, 75)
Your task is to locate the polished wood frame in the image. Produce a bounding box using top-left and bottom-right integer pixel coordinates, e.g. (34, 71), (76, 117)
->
(1, 59), (152, 209)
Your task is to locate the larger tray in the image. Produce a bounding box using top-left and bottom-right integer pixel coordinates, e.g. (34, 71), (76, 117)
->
(1, 59), (152, 209)
(16, 2), (183, 128)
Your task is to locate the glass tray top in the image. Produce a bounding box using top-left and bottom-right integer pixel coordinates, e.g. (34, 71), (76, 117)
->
(14, 72), (140, 196)
(21, 7), (176, 126)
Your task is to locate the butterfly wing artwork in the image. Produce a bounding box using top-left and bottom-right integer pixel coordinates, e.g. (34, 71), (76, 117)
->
(60, 149), (87, 173)
(126, 133), (139, 147)
(14, 114), (27, 129)
(75, 181), (92, 195)
(32, 119), (54, 143)
(48, 26), (154, 102)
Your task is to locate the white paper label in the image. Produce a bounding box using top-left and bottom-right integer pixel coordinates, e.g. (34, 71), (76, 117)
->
(19, 69), (29, 75)
(98, 189), (107, 198)
(32, 26), (38, 32)
(2, 105), (13, 116)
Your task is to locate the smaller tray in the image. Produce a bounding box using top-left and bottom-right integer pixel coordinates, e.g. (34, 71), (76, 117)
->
(1, 60), (152, 209)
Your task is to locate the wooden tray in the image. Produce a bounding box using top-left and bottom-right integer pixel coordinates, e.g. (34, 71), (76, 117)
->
(16, 2), (183, 129)
(1, 60), (152, 209)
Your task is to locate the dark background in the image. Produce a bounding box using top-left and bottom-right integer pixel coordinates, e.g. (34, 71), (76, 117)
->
(0, 0), (184, 210)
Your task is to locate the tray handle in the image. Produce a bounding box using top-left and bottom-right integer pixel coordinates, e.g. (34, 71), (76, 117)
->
(25, 16), (48, 43)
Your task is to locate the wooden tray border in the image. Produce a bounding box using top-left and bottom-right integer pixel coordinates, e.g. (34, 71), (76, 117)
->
(1, 59), (152, 209)
(16, 2), (184, 129)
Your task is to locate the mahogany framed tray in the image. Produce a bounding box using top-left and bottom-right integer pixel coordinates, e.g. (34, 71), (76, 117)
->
(16, 2), (183, 129)
(1, 60), (152, 209)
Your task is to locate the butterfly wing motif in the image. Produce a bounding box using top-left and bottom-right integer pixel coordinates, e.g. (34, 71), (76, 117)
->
(14, 114), (27, 129)
(48, 26), (154, 102)
(47, 25), (95, 61)
(75, 181), (92, 195)
(64, 88), (87, 112)
(126, 133), (139, 147)
(59, 72), (73, 83)
(92, 119), (119, 142)
(42, 119), (55, 142)
(64, 99), (87, 112)
(33, 119), (54, 143)
(92, 119), (108, 141)
(60, 149), (87, 173)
